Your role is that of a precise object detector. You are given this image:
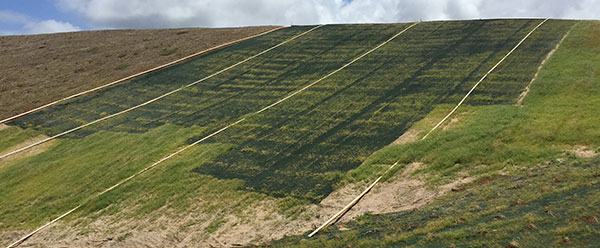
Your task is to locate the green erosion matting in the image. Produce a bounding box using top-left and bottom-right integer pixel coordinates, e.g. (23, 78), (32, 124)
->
(9, 24), (404, 137)
(194, 20), (574, 202)
(7, 20), (574, 203)
(7, 25), (315, 136)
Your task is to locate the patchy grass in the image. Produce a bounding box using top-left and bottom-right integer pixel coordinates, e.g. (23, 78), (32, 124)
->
(195, 20), (573, 202)
(265, 21), (600, 246)
(159, 48), (178, 56)
(0, 125), (43, 153)
(114, 63), (129, 70)
(72, 141), (267, 220)
(346, 20), (598, 187)
(271, 157), (600, 247)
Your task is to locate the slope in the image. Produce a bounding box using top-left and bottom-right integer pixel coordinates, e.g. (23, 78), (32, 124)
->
(0, 19), (585, 247)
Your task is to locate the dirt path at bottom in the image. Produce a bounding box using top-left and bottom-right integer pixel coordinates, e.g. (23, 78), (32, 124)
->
(3, 162), (473, 247)
(320, 163), (474, 223)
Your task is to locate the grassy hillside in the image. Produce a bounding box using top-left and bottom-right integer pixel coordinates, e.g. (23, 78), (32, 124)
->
(1, 19), (595, 247)
(266, 20), (600, 247)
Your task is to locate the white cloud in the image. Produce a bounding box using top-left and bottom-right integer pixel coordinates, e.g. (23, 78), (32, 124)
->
(1, 0), (596, 35)
(563, 0), (600, 19)
(54, 0), (600, 30)
(26, 20), (81, 34)
(0, 10), (81, 35)
(56, 0), (322, 28)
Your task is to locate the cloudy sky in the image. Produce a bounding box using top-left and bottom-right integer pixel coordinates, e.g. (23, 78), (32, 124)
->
(1, 0), (599, 35)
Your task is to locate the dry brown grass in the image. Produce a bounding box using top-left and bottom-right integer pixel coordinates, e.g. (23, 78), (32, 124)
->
(0, 26), (278, 120)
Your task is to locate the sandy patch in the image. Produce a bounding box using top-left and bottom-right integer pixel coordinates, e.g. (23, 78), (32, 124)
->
(10, 200), (323, 248)
(443, 117), (459, 130)
(320, 163), (474, 223)
(391, 129), (420, 145)
(0, 124), (9, 131)
(572, 146), (598, 158)
(0, 135), (57, 165)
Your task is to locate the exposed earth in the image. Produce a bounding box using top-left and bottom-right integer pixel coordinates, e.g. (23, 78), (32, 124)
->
(0, 26), (278, 120)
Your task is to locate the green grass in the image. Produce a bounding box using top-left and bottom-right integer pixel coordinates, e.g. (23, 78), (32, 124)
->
(159, 48), (178, 56)
(265, 20), (600, 247)
(114, 63), (129, 70)
(0, 124), (207, 231)
(0, 126), (43, 153)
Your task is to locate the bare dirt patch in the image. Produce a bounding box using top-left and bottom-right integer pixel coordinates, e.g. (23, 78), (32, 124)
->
(391, 129), (420, 145)
(10, 200), (323, 248)
(571, 146), (598, 158)
(392, 110), (471, 146)
(320, 163), (474, 223)
(0, 124), (9, 131)
(443, 117), (460, 130)
(0, 135), (57, 166)
(0, 26), (278, 120)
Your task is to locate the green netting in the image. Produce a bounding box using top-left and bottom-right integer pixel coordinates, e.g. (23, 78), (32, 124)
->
(7, 20), (575, 203)
(8, 26), (316, 136)
(194, 20), (575, 202)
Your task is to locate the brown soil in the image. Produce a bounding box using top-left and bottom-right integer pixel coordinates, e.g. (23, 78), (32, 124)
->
(0, 26), (278, 121)
(391, 129), (420, 145)
(321, 163), (474, 223)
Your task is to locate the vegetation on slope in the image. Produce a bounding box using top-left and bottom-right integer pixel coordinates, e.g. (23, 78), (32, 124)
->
(266, 20), (600, 247)
(0, 19), (591, 247)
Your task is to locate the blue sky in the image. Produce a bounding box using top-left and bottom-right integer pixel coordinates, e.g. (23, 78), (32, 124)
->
(0, 0), (84, 35)
(3, 1), (67, 21)
(1, 0), (599, 36)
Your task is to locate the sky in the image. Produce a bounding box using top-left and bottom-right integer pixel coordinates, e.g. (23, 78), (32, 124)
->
(0, 0), (599, 35)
